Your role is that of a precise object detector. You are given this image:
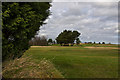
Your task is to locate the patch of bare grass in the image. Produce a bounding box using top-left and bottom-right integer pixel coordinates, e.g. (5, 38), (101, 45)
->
(2, 56), (64, 78)
(84, 47), (119, 49)
(31, 46), (53, 47)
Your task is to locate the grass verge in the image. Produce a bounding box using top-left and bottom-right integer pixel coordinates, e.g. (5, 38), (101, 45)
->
(2, 56), (64, 78)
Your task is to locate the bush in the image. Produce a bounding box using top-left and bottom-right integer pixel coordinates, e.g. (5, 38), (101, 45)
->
(2, 2), (51, 61)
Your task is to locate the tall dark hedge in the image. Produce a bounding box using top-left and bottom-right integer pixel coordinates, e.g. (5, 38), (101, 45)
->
(2, 2), (51, 61)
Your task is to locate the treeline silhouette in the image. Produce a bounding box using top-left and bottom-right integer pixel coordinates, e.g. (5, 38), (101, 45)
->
(84, 42), (111, 44)
(29, 36), (48, 46)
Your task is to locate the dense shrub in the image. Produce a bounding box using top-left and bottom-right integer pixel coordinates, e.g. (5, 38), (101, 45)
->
(2, 2), (51, 61)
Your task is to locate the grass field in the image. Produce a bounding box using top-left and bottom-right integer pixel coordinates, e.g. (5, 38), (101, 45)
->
(3, 44), (118, 78)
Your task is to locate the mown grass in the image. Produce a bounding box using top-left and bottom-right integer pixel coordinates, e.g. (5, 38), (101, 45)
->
(52, 43), (118, 47)
(21, 46), (118, 78)
(80, 44), (118, 47)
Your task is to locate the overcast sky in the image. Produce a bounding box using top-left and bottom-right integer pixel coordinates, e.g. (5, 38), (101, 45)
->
(38, 2), (119, 44)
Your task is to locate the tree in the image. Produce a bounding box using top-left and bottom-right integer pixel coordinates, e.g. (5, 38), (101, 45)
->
(53, 40), (56, 44)
(48, 39), (53, 43)
(108, 42), (111, 44)
(56, 30), (80, 46)
(2, 2), (51, 61)
(99, 42), (101, 44)
(76, 38), (80, 45)
(102, 42), (105, 44)
(93, 42), (96, 44)
(29, 36), (48, 46)
(48, 38), (53, 45)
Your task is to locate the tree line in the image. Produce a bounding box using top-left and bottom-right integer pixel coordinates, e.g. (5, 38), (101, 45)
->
(29, 36), (48, 46)
(29, 36), (56, 46)
(29, 29), (110, 46)
(84, 42), (109, 44)
(29, 29), (81, 46)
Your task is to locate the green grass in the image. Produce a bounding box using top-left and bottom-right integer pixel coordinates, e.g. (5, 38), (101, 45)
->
(52, 43), (118, 47)
(22, 46), (118, 78)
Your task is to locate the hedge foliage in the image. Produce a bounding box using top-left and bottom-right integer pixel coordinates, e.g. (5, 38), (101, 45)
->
(2, 2), (51, 61)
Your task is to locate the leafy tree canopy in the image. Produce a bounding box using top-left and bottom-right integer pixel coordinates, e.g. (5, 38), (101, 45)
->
(48, 38), (53, 43)
(76, 38), (81, 45)
(2, 2), (51, 61)
(56, 30), (80, 46)
(102, 42), (105, 44)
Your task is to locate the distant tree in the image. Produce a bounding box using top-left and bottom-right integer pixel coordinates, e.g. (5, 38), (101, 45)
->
(99, 42), (101, 44)
(29, 36), (48, 46)
(56, 30), (81, 46)
(76, 38), (81, 45)
(48, 38), (53, 45)
(102, 42), (105, 44)
(88, 42), (92, 44)
(48, 39), (53, 43)
(53, 40), (56, 44)
(2, 2), (51, 61)
(94, 42), (96, 44)
(108, 42), (111, 44)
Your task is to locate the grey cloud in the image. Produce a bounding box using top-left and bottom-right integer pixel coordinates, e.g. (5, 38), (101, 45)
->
(38, 2), (118, 44)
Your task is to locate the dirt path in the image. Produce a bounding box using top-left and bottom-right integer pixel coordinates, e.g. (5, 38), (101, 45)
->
(31, 46), (53, 47)
(79, 56), (118, 58)
(84, 47), (119, 49)
(31, 46), (119, 50)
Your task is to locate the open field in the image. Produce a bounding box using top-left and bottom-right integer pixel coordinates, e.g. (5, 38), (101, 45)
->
(3, 44), (118, 78)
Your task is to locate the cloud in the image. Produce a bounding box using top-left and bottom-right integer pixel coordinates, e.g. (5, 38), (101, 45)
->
(38, 2), (118, 44)
(53, 0), (119, 2)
